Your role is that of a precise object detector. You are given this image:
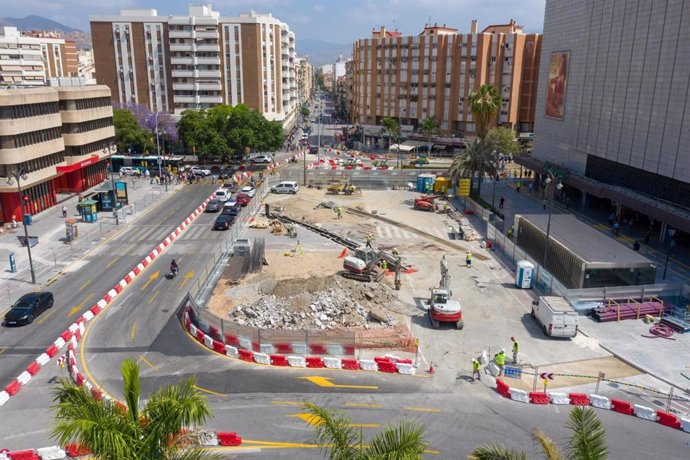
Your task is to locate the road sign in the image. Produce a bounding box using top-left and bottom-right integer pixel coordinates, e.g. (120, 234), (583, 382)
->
(457, 178), (471, 197)
(540, 372), (555, 380)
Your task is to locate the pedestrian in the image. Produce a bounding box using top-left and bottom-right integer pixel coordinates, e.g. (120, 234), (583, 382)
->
(472, 358), (481, 382)
(365, 234), (374, 248)
(295, 240), (303, 257)
(494, 349), (506, 376)
(499, 196), (505, 210)
(511, 336), (519, 364)
(11, 214), (17, 228)
(337, 205), (343, 219)
(465, 250), (472, 268)
(542, 198), (547, 210)
(528, 182), (533, 194)
(612, 221), (620, 236)
(644, 230), (651, 245)
(145, 169), (150, 181)
(633, 240), (640, 251)
(62, 205), (67, 218)
(516, 182), (521, 193)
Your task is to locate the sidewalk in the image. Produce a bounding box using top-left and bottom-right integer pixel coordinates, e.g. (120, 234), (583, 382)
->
(0, 177), (184, 308)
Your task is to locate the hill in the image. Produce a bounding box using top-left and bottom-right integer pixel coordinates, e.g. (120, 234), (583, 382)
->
(0, 15), (80, 33)
(296, 38), (352, 67)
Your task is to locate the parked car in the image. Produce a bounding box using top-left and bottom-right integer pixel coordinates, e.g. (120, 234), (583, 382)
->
(249, 154), (273, 164)
(222, 201), (241, 216)
(120, 166), (141, 176)
(235, 193), (250, 206)
(189, 166), (211, 176)
(219, 167), (235, 179)
(205, 199), (222, 212)
(271, 181), (299, 194)
(240, 186), (256, 197)
(213, 214), (234, 230)
(214, 189), (231, 202)
(4, 292), (54, 326)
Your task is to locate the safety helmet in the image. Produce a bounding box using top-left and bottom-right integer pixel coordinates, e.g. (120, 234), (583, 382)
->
(501, 348), (505, 353)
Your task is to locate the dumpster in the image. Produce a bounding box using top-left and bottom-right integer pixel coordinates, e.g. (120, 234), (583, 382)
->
(434, 176), (451, 194)
(416, 174), (436, 193)
(23, 214), (32, 226)
(78, 199), (98, 223)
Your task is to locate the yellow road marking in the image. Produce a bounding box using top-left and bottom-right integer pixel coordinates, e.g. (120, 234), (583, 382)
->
(0, 308), (9, 317)
(68, 292), (95, 317)
(146, 289), (160, 304)
(289, 413), (379, 428)
(193, 385), (227, 397)
(106, 256), (119, 268)
(130, 321), (137, 341)
(345, 403), (383, 408)
(404, 406), (441, 413)
(36, 308), (57, 325)
(138, 355), (159, 371)
(179, 271), (194, 289)
(141, 270), (159, 290)
(300, 376), (378, 390)
(272, 400), (306, 406)
(79, 279), (92, 291)
(0, 348), (5, 355)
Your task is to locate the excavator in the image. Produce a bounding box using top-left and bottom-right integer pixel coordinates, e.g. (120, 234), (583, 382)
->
(413, 194), (438, 212)
(428, 256), (464, 329)
(341, 247), (403, 283)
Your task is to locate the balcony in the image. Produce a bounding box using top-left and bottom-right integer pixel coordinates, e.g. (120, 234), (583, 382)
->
(197, 82), (222, 91)
(171, 70), (194, 78)
(169, 30), (194, 39)
(172, 83), (194, 90)
(196, 69), (221, 78)
(171, 57), (194, 65)
(197, 95), (223, 103)
(195, 44), (219, 52)
(196, 57), (220, 65)
(170, 44), (193, 52)
(174, 95), (196, 104)
(194, 30), (218, 39)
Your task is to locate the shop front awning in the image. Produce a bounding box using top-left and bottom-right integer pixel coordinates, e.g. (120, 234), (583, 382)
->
(390, 144), (416, 152)
(56, 155), (102, 174)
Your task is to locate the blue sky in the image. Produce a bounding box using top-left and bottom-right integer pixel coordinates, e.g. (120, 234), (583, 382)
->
(4, 0), (546, 44)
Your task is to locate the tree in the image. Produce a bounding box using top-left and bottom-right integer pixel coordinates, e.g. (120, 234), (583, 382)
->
(468, 84), (501, 196)
(486, 127), (521, 157)
(380, 117), (401, 168)
(419, 116), (441, 157)
(300, 103), (311, 121)
(469, 407), (608, 460)
(304, 403), (428, 460)
(449, 140), (497, 189)
(112, 109), (153, 154)
(51, 359), (220, 460)
(114, 104), (179, 154)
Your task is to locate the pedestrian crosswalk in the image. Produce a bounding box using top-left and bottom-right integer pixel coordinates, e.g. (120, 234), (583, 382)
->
(374, 223), (451, 242)
(110, 223), (215, 245)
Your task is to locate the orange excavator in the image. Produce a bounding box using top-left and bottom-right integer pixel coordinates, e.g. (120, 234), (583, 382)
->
(413, 194), (438, 212)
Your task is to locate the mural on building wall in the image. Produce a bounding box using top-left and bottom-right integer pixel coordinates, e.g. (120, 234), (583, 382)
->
(545, 52), (568, 120)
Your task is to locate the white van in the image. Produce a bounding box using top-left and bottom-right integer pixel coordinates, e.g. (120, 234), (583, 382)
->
(531, 296), (578, 338)
(271, 181), (299, 194)
(214, 188), (230, 202)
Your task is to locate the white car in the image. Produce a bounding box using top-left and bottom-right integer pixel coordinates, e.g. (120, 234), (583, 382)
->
(214, 189), (231, 202)
(249, 154), (273, 164)
(240, 186), (256, 197)
(189, 166), (211, 176)
(120, 167), (141, 176)
(270, 181), (299, 194)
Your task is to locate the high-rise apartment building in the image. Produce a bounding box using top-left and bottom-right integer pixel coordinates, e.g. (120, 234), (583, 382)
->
(295, 57), (313, 105)
(529, 0), (690, 236)
(90, 4), (299, 124)
(0, 27), (78, 86)
(0, 84), (114, 222)
(352, 21), (542, 135)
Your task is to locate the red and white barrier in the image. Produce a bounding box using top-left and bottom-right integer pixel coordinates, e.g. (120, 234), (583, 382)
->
(633, 404), (658, 422)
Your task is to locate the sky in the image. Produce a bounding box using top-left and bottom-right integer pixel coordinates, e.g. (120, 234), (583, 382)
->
(2, 0), (546, 44)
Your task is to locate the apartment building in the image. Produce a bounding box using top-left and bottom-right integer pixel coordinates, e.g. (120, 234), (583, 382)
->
(295, 57), (313, 105)
(0, 27), (78, 86)
(90, 4), (299, 124)
(352, 20), (542, 135)
(0, 83), (115, 222)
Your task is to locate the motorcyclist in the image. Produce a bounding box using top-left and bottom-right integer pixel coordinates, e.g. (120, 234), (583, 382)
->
(170, 259), (179, 276)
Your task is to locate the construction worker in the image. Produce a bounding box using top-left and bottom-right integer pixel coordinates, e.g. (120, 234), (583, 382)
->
(465, 250), (472, 268)
(365, 234), (374, 248)
(511, 336), (519, 364)
(295, 240), (303, 257)
(494, 349), (507, 376)
(380, 259), (388, 271)
(472, 358), (481, 382)
(337, 205), (343, 219)
(391, 247), (399, 259)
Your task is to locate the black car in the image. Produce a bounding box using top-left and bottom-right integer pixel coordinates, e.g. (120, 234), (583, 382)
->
(4, 292), (54, 326)
(219, 168), (235, 180)
(206, 199), (222, 212)
(222, 201), (241, 216)
(214, 214), (234, 230)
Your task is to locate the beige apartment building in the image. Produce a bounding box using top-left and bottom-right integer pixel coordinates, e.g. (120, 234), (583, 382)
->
(0, 84), (115, 222)
(295, 57), (313, 105)
(90, 4), (299, 124)
(352, 20), (542, 135)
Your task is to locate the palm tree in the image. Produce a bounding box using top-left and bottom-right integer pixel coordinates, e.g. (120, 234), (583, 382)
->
(469, 407), (608, 460)
(449, 140), (497, 191)
(468, 84), (501, 196)
(51, 359), (220, 460)
(304, 402), (428, 460)
(419, 116), (441, 157)
(380, 117), (401, 168)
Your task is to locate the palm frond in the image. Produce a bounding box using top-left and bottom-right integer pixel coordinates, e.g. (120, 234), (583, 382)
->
(363, 420), (427, 459)
(565, 407), (608, 460)
(533, 429), (563, 460)
(303, 402), (359, 460)
(121, 358), (141, 424)
(469, 444), (527, 460)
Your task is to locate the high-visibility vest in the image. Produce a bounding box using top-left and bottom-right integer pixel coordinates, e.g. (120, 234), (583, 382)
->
(466, 253), (472, 261)
(495, 352), (506, 366)
(472, 360), (480, 372)
(512, 341), (519, 353)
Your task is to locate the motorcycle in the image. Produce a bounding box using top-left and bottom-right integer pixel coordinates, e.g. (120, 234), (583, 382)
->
(167, 266), (179, 279)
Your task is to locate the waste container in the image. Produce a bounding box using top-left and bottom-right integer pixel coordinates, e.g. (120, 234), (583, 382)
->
(515, 260), (534, 289)
(78, 199), (98, 223)
(23, 214), (32, 225)
(416, 174), (436, 193)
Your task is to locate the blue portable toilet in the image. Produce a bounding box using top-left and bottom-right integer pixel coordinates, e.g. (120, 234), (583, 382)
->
(515, 260), (534, 289)
(416, 174), (436, 193)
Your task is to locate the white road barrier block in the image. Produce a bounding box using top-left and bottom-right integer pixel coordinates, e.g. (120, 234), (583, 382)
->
(203, 335), (213, 349)
(190, 324), (198, 337)
(680, 417), (690, 433)
(225, 345), (238, 357)
(36, 353), (50, 366)
(323, 357), (342, 369)
(54, 337), (66, 349)
(260, 343), (275, 355)
(200, 431), (218, 446)
(253, 352), (270, 365)
(78, 322), (85, 335)
(97, 299), (107, 309)
(0, 390), (10, 406)
(485, 362), (500, 377)
(509, 388), (529, 403)
(238, 336), (252, 350)
(68, 323), (78, 333)
(107, 289), (117, 300)
(17, 371), (31, 385)
(634, 404), (658, 422)
(84, 381), (93, 391)
(479, 350), (488, 365)
(287, 356), (306, 367)
(396, 363), (416, 375)
(83, 311), (94, 321)
(548, 392), (570, 405)
(325, 344), (344, 356)
(359, 359), (377, 371)
(137, 263), (145, 271)
(0, 453), (9, 460)
(119, 279), (127, 289)
(291, 343), (307, 355)
(589, 394), (612, 410)
(36, 446), (66, 459)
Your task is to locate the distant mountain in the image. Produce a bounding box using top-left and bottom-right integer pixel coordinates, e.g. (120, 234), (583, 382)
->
(297, 39), (352, 67)
(0, 15), (80, 33)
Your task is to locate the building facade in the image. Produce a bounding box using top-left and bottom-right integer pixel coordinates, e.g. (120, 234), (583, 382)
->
(0, 84), (114, 222)
(90, 4), (298, 124)
(352, 21), (542, 135)
(0, 27), (78, 86)
(528, 0), (690, 236)
(295, 57), (313, 105)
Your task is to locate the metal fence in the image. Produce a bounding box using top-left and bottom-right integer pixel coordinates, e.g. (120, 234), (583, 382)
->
(278, 169), (449, 189)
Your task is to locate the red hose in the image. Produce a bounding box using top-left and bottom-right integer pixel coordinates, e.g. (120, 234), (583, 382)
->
(642, 323), (675, 340)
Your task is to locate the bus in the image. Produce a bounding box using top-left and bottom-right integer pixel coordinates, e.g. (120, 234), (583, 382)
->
(108, 155), (185, 175)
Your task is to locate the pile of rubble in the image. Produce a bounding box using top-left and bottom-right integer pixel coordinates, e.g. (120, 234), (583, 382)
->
(228, 275), (400, 330)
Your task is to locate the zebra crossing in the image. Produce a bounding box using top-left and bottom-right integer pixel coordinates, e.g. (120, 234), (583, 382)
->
(374, 222), (451, 242)
(110, 223), (214, 246)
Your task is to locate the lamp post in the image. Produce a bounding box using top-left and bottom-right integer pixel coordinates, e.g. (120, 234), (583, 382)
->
(8, 168), (36, 284)
(154, 110), (167, 192)
(316, 103), (321, 164)
(536, 172), (562, 290)
(663, 228), (677, 280)
(102, 141), (118, 225)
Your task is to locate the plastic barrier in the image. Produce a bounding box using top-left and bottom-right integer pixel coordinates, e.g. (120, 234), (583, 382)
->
(238, 337), (252, 350)
(5, 380), (20, 396)
(680, 416), (690, 433)
(273, 343), (293, 354)
(611, 398), (634, 415)
(4, 450), (39, 460)
(45, 344), (59, 358)
(60, 330), (72, 342)
(569, 393), (590, 406)
(270, 355), (289, 366)
(545, 391), (569, 405)
(35, 353), (50, 366)
(217, 431), (242, 446)
(291, 343), (308, 355)
(341, 358), (360, 370)
(190, 324), (198, 337)
(306, 356), (325, 368)
(238, 349), (254, 362)
(529, 392), (550, 404)
(260, 343), (275, 355)
(509, 388), (529, 403)
(589, 394), (612, 410)
(64, 442), (91, 458)
(26, 361), (40, 376)
(396, 363), (416, 375)
(325, 344), (344, 356)
(224, 345), (238, 357)
(633, 404), (658, 422)
(17, 371), (31, 385)
(287, 355), (306, 367)
(200, 431), (218, 446)
(495, 379), (511, 398)
(195, 329), (205, 342)
(0, 390), (9, 406)
(656, 410), (682, 429)
(323, 357), (342, 369)
(309, 344), (328, 355)
(377, 360), (397, 373)
(203, 334), (213, 349)
(35, 446), (66, 459)
(359, 359), (377, 371)
(212, 340), (225, 354)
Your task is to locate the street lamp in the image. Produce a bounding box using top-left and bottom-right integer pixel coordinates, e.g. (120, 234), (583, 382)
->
(536, 173), (563, 289)
(154, 110), (167, 192)
(102, 141), (118, 225)
(663, 228), (677, 280)
(7, 168), (36, 284)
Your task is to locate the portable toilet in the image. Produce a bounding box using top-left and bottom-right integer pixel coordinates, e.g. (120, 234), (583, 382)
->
(434, 176), (452, 194)
(416, 174), (436, 193)
(515, 260), (534, 289)
(78, 199), (98, 223)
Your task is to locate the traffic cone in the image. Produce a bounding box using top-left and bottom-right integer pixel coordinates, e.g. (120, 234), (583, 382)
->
(338, 248), (347, 258)
(427, 362), (435, 374)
